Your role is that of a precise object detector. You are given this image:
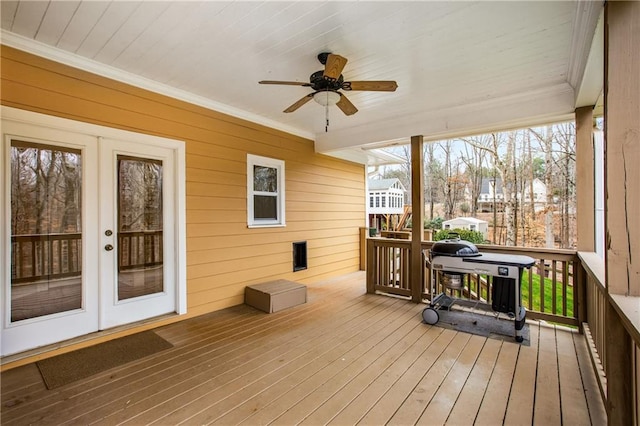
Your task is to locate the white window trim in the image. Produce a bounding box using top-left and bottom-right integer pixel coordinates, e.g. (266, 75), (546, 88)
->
(247, 154), (285, 228)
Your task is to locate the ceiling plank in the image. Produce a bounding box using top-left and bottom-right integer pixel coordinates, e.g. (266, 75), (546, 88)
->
(11, 0), (48, 38)
(57, 1), (110, 52)
(35, 1), (80, 46)
(76, 1), (141, 58)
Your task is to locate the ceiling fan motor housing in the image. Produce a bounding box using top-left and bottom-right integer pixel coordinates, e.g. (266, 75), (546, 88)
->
(310, 70), (344, 91)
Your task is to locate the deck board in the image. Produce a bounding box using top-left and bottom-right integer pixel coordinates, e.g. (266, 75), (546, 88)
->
(557, 326), (592, 425)
(504, 322), (540, 425)
(444, 337), (502, 425)
(572, 331), (608, 425)
(473, 339), (520, 425)
(0, 271), (606, 425)
(533, 325), (562, 425)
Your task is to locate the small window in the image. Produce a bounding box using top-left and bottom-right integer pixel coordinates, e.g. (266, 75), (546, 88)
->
(369, 196), (374, 208)
(381, 197), (386, 207)
(247, 154), (285, 227)
(470, 225), (476, 230)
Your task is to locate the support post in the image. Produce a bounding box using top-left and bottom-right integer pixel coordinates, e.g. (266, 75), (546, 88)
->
(410, 135), (424, 302)
(605, 0), (640, 297)
(604, 2), (640, 423)
(575, 106), (595, 252)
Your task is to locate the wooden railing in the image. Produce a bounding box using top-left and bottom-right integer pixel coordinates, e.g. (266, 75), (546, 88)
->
(118, 230), (163, 271)
(366, 238), (581, 327)
(366, 239), (412, 298)
(579, 251), (640, 419)
(11, 233), (82, 284)
(580, 251), (607, 401)
(11, 230), (163, 284)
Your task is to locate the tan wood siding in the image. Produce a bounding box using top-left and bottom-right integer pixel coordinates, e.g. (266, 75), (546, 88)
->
(0, 46), (365, 347)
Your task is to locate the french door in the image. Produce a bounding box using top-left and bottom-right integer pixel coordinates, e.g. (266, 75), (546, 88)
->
(1, 109), (184, 356)
(99, 139), (176, 329)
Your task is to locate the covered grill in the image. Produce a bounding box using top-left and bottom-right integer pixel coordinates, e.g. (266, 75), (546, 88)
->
(423, 235), (535, 342)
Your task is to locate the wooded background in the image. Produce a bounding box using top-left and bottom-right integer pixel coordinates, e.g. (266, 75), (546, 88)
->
(380, 123), (581, 249)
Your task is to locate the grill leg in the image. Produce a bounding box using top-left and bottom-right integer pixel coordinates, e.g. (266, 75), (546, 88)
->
(514, 306), (526, 342)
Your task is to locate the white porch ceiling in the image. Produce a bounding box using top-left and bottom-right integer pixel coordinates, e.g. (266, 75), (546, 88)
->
(0, 1), (603, 163)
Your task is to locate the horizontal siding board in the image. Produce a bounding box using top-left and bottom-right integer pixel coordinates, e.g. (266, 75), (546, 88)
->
(188, 242), (359, 281)
(187, 236), (358, 266)
(287, 191), (364, 205)
(0, 47), (364, 340)
(185, 223), (358, 238)
(187, 229), (360, 252)
(185, 209), (365, 225)
(187, 168), (245, 186)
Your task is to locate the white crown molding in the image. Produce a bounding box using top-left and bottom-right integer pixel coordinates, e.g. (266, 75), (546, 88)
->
(0, 30), (315, 141)
(567, 1), (604, 92)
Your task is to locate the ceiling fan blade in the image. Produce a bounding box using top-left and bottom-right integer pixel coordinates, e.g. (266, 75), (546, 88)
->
(259, 80), (311, 86)
(336, 93), (358, 116)
(342, 81), (398, 91)
(284, 94), (313, 113)
(323, 54), (348, 80)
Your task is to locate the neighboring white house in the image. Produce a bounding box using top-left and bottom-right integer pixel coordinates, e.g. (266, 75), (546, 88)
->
(367, 178), (407, 232)
(476, 177), (549, 213)
(368, 178), (406, 215)
(442, 217), (489, 238)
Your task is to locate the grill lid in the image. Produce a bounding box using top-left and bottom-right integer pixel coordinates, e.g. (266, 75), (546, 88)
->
(431, 234), (480, 258)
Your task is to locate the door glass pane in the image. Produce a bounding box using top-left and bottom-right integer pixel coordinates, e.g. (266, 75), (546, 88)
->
(10, 141), (82, 321)
(117, 156), (163, 300)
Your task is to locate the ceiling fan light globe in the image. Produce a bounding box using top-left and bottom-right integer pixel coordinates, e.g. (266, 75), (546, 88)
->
(313, 91), (341, 106)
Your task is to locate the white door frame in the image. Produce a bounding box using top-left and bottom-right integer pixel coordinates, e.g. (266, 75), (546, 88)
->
(99, 138), (178, 329)
(0, 106), (186, 357)
(1, 121), (100, 356)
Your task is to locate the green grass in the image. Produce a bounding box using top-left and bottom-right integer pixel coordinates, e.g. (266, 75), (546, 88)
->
(465, 272), (574, 318)
(520, 270), (574, 317)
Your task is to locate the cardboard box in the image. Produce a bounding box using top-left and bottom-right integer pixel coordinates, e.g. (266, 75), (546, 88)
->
(245, 280), (307, 313)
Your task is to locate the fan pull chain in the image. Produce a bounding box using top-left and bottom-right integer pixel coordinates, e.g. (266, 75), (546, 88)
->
(325, 102), (330, 132)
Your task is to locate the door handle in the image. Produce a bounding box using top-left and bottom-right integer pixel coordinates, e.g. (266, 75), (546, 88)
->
(105, 244), (114, 251)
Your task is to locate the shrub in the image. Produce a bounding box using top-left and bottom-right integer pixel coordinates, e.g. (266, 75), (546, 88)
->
(424, 217), (443, 230)
(433, 228), (486, 244)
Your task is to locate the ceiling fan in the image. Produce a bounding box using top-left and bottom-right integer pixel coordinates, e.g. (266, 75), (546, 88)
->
(259, 52), (398, 117)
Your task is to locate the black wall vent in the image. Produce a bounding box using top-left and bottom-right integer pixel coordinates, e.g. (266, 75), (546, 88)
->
(293, 241), (307, 272)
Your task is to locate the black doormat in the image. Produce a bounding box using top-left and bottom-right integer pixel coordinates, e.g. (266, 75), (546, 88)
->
(36, 331), (173, 389)
(434, 308), (530, 345)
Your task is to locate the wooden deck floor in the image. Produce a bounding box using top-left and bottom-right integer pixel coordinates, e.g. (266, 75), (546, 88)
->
(1, 271), (606, 425)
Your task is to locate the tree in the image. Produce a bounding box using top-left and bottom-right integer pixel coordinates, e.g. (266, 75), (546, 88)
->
(424, 142), (440, 219)
(462, 132), (518, 246)
(530, 125), (557, 248)
(460, 135), (489, 216)
(438, 141), (466, 219)
(553, 122), (576, 248)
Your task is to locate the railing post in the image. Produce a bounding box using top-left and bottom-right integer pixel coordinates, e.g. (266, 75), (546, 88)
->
(410, 135), (424, 303)
(366, 239), (375, 294)
(359, 227), (367, 271)
(575, 256), (587, 332)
